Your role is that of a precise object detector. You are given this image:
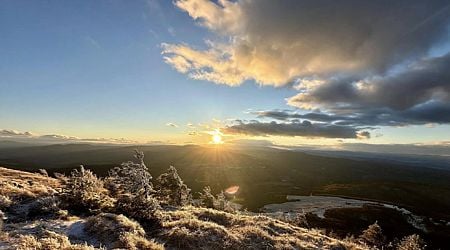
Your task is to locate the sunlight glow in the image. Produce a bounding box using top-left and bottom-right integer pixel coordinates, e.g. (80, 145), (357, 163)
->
(212, 134), (223, 144)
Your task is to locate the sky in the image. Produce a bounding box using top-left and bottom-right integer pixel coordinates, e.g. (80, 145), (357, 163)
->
(1, 0), (450, 150)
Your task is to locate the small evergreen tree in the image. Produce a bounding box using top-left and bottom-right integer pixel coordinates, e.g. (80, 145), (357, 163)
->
(397, 234), (425, 250)
(109, 150), (154, 198)
(198, 187), (235, 212)
(198, 186), (216, 208)
(215, 191), (235, 212)
(359, 221), (385, 248)
(108, 150), (160, 221)
(155, 166), (192, 206)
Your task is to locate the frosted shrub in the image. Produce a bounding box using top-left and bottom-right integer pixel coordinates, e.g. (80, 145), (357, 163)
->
(109, 150), (160, 221)
(62, 165), (114, 213)
(215, 191), (235, 212)
(0, 195), (12, 210)
(38, 169), (49, 177)
(198, 186), (215, 208)
(155, 166), (192, 206)
(109, 150), (154, 198)
(397, 234), (425, 250)
(28, 195), (60, 217)
(359, 221), (385, 247)
(198, 187), (235, 212)
(116, 192), (161, 222)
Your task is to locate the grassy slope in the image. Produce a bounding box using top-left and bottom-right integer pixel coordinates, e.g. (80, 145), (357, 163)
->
(0, 167), (365, 250)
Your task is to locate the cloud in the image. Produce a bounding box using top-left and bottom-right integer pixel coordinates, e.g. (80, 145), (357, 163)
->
(166, 122), (179, 128)
(0, 129), (137, 145)
(224, 120), (370, 139)
(164, 0), (450, 86)
(0, 129), (33, 137)
(164, 0), (450, 135)
(254, 101), (450, 127)
(39, 134), (80, 141)
(287, 53), (450, 111)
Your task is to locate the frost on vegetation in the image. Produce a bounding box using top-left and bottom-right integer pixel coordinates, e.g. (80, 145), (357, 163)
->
(38, 169), (49, 177)
(61, 166), (114, 213)
(198, 186), (235, 213)
(28, 195), (61, 217)
(107, 150), (161, 221)
(84, 213), (147, 249)
(397, 234), (425, 250)
(359, 221), (386, 248)
(155, 166), (192, 207)
(108, 150), (154, 198)
(0, 195), (12, 210)
(13, 230), (100, 250)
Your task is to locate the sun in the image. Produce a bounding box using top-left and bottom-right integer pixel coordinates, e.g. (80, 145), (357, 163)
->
(212, 134), (223, 144)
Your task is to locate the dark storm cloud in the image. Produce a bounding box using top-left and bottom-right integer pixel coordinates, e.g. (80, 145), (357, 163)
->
(165, 0), (450, 86)
(288, 53), (450, 111)
(254, 110), (347, 123)
(224, 120), (369, 139)
(255, 101), (450, 127)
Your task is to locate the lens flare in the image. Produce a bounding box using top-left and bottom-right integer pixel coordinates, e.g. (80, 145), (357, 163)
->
(225, 185), (239, 195)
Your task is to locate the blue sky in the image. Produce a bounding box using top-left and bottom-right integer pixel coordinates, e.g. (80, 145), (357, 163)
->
(1, 0), (450, 146)
(0, 0), (293, 141)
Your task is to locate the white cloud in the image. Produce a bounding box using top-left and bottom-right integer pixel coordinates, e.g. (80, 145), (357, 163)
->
(166, 122), (179, 128)
(0, 129), (137, 145)
(0, 129), (33, 137)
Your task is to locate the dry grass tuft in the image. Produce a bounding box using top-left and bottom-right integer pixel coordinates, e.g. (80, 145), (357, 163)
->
(84, 213), (151, 249)
(0, 167), (59, 201)
(119, 232), (165, 250)
(13, 230), (99, 250)
(159, 206), (366, 250)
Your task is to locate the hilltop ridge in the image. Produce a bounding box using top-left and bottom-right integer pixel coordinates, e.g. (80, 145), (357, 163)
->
(0, 166), (368, 250)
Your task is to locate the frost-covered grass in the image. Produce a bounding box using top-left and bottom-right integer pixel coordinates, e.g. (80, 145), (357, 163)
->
(159, 206), (365, 250)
